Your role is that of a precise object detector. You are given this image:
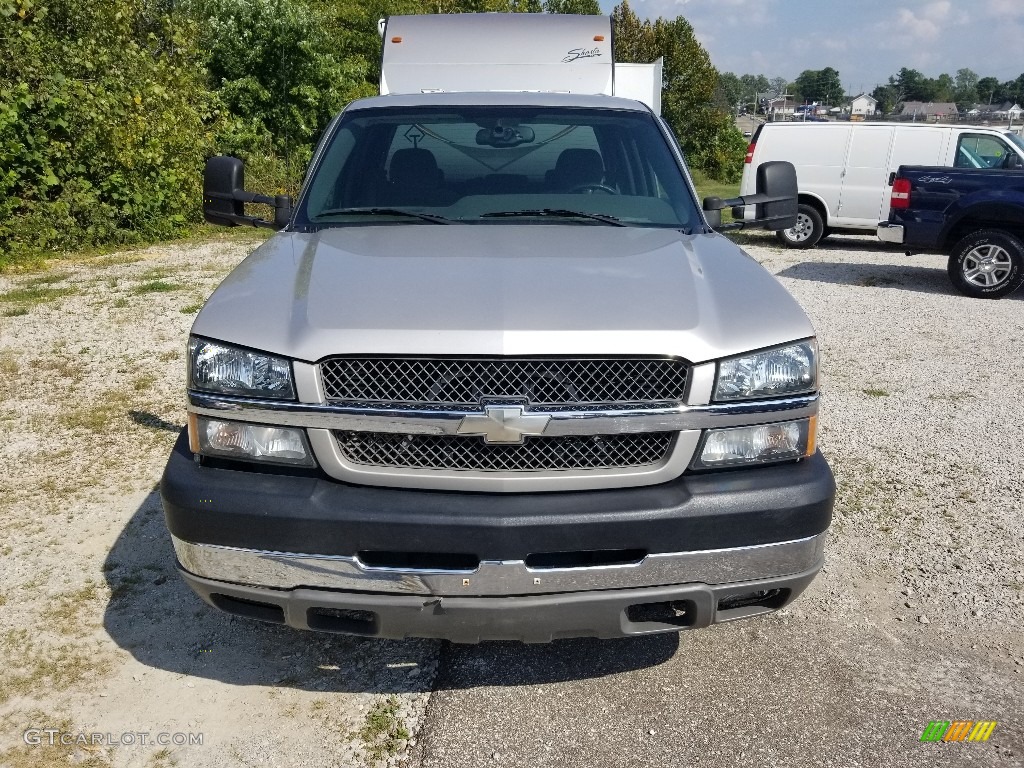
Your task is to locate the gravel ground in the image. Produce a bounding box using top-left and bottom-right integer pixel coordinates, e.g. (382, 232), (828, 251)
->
(0, 232), (1020, 767)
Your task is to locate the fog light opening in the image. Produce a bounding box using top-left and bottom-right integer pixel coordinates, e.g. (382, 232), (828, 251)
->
(717, 588), (787, 613)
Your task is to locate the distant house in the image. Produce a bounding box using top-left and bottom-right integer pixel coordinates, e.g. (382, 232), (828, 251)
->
(850, 93), (878, 116)
(899, 101), (958, 120)
(970, 101), (1022, 119)
(765, 96), (795, 117)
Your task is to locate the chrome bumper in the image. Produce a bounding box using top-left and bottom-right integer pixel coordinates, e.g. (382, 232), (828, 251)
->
(877, 223), (904, 244)
(173, 532), (827, 597)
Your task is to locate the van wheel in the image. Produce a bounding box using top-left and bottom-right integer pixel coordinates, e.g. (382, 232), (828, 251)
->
(948, 230), (1024, 299)
(776, 204), (825, 249)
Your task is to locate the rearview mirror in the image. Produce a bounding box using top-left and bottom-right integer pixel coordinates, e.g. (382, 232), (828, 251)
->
(476, 125), (535, 147)
(202, 156), (292, 230)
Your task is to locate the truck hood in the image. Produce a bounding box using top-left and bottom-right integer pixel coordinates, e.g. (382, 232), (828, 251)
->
(192, 225), (814, 364)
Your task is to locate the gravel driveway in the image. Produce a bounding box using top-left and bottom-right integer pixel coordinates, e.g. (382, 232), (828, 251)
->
(0, 233), (1020, 767)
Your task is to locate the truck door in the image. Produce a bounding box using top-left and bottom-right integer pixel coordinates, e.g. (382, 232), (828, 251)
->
(835, 125), (894, 227)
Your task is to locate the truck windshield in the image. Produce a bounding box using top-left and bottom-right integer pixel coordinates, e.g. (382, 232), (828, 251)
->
(1006, 132), (1024, 154)
(295, 106), (700, 230)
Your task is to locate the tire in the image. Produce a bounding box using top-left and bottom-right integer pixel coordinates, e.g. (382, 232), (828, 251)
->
(775, 204), (825, 249)
(947, 229), (1024, 299)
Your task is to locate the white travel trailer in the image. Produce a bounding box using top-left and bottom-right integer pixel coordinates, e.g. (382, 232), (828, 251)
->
(379, 13), (663, 114)
(740, 121), (1024, 247)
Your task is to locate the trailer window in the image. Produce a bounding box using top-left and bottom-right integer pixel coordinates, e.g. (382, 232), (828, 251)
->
(296, 106), (699, 229)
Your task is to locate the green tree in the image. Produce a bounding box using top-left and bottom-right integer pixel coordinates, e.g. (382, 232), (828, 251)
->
(894, 67), (933, 101)
(1, 0), (219, 261)
(931, 73), (954, 102)
(194, 0), (366, 157)
(792, 68), (842, 105)
(543, 0), (600, 13)
(871, 85), (893, 114)
(716, 72), (744, 111)
(953, 68), (979, 110)
(976, 76), (1001, 105)
(767, 76), (788, 98)
(612, 1), (745, 181)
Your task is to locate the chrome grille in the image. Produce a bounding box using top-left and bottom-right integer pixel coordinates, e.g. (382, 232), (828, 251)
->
(319, 357), (689, 408)
(334, 431), (675, 472)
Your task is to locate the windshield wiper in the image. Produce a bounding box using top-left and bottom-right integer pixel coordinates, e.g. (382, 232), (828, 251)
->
(481, 209), (627, 226)
(314, 207), (451, 224)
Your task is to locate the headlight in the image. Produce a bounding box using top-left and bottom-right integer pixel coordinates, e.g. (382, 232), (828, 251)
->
(692, 417), (815, 469)
(190, 415), (315, 466)
(189, 337), (295, 399)
(714, 340), (817, 401)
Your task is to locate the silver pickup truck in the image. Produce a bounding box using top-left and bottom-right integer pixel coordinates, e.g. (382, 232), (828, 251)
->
(160, 15), (834, 643)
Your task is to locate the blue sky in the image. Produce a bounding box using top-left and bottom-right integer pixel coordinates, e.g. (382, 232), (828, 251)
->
(598, 0), (1024, 93)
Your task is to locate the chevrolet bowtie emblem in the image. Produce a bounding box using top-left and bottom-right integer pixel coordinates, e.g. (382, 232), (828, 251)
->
(456, 405), (551, 445)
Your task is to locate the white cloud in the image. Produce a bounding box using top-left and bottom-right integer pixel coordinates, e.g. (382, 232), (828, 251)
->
(987, 0), (1024, 19)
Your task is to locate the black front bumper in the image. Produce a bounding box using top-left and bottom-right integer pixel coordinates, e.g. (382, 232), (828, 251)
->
(161, 429), (834, 559)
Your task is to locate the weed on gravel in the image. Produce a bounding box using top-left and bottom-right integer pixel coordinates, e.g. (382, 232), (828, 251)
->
(0, 284), (78, 308)
(360, 696), (410, 763)
(132, 280), (182, 295)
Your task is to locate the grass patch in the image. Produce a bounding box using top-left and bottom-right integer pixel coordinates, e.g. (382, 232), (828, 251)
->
(0, 629), (111, 705)
(43, 582), (100, 631)
(0, 351), (18, 378)
(58, 390), (133, 432)
(3, 306), (31, 316)
(0, 713), (114, 767)
(0, 285), (78, 306)
(360, 696), (409, 762)
(88, 253), (146, 269)
(691, 170), (740, 203)
(112, 297), (129, 308)
(133, 280), (182, 295)
(132, 374), (158, 392)
(863, 387), (889, 397)
(30, 355), (84, 386)
(928, 391), (976, 403)
(139, 267), (180, 281)
(21, 273), (71, 287)
(180, 300), (205, 314)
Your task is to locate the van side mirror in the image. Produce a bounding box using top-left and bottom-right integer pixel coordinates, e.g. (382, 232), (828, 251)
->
(203, 156), (292, 230)
(702, 160), (798, 232)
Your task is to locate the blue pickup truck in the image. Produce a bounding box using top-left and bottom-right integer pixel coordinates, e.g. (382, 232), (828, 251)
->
(877, 159), (1024, 299)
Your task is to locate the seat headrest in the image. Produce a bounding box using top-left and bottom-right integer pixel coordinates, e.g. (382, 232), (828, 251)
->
(553, 148), (604, 187)
(390, 148), (441, 184)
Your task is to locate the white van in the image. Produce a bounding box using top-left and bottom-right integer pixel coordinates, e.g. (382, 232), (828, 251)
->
(740, 122), (1024, 248)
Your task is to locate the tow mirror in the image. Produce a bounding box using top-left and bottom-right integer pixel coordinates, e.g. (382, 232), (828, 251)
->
(755, 161), (798, 230)
(702, 160), (798, 232)
(203, 156), (292, 230)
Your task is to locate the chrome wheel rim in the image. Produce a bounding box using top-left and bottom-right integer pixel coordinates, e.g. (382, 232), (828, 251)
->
(963, 244), (1013, 288)
(785, 212), (814, 242)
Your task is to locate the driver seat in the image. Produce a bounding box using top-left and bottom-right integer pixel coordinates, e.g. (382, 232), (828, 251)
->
(548, 148), (605, 191)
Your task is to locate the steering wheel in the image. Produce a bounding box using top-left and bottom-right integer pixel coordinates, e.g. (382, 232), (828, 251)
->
(569, 183), (618, 195)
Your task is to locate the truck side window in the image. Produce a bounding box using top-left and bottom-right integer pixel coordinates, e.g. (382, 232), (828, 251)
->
(956, 135), (1012, 169)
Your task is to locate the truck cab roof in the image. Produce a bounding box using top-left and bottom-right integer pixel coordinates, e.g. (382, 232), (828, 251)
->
(344, 91), (654, 113)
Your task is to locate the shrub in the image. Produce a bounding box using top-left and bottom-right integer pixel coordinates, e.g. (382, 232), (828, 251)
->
(0, 0), (221, 266)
